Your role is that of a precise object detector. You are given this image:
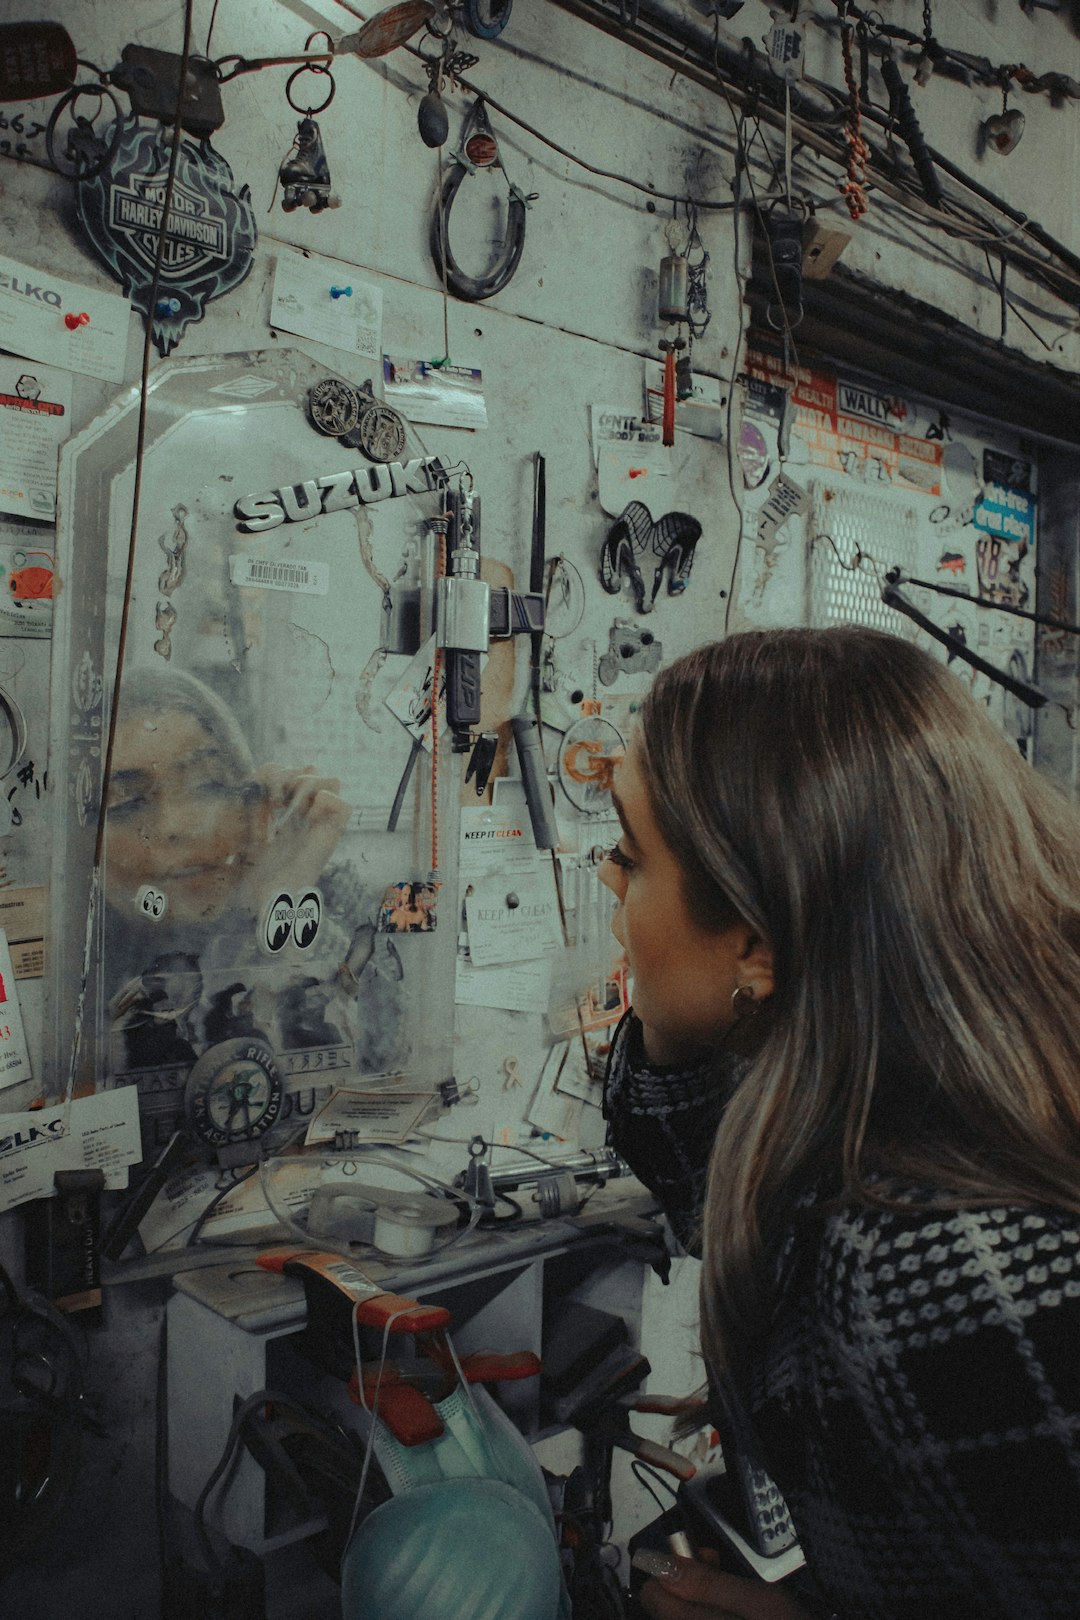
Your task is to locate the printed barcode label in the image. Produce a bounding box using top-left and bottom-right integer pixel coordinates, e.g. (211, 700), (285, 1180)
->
(229, 553), (329, 594)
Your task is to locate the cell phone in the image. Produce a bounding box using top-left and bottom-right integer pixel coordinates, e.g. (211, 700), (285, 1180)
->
(680, 1464), (806, 1582)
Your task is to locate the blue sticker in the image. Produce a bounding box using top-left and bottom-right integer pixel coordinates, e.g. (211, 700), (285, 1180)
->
(972, 483), (1035, 549)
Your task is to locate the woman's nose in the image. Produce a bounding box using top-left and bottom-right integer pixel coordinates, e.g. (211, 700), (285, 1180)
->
(597, 856), (620, 897)
(154, 796), (197, 843)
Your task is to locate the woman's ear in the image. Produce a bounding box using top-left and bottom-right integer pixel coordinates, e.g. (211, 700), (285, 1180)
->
(737, 929), (775, 1006)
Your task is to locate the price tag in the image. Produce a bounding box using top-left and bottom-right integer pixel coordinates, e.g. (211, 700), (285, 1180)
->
(765, 13), (805, 82)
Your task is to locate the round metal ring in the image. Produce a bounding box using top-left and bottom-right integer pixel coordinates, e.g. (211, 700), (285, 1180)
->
(285, 64), (336, 116)
(44, 82), (123, 180)
(0, 685), (28, 780)
(304, 30), (335, 52)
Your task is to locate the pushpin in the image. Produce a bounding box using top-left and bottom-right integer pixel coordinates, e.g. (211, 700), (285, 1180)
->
(155, 297), (181, 318)
(64, 312), (90, 331)
(330, 285), (352, 299)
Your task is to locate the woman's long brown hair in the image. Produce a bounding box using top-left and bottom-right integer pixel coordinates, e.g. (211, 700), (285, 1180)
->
(639, 627), (1080, 1385)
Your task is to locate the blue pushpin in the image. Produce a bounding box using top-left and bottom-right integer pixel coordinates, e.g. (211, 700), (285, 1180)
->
(330, 285), (352, 299)
(155, 297), (181, 318)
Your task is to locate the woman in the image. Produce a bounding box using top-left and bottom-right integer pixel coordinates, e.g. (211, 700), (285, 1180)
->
(599, 627), (1080, 1620)
(106, 666), (348, 926)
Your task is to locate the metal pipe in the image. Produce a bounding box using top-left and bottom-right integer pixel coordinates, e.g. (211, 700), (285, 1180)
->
(544, 0), (1080, 305)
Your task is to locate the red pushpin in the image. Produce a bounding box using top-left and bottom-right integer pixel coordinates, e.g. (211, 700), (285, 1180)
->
(64, 312), (90, 331)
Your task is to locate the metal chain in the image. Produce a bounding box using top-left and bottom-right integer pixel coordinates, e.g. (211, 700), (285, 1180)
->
(839, 21), (869, 219)
(684, 203), (711, 338)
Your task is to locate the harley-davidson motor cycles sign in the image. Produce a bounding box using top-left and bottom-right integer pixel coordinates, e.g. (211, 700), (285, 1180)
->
(75, 115), (255, 356)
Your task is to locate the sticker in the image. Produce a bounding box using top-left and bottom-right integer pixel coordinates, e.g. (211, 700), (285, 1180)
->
(755, 471), (810, 554)
(835, 378), (909, 429)
(74, 115), (257, 358)
(973, 485), (1036, 548)
(383, 356), (488, 430)
(0, 356), (71, 524)
(185, 1037), (285, 1148)
(136, 884), (167, 920)
(937, 551), (966, 576)
(0, 886), (45, 979)
(737, 421), (771, 490)
(0, 537), (52, 638)
(982, 449), (1032, 493)
(229, 553), (329, 595)
(262, 889), (321, 953)
(744, 350), (943, 495)
(377, 881), (438, 933)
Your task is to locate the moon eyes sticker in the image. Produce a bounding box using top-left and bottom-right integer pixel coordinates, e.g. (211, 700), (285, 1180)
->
(262, 889), (321, 953)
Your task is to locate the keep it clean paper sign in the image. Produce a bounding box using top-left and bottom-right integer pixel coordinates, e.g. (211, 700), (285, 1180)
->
(464, 870), (563, 967)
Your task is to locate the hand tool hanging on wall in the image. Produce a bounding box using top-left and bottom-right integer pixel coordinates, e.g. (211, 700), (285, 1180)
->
(438, 479), (488, 751)
(657, 237), (688, 447)
(529, 453), (547, 719)
(430, 98), (536, 301)
(879, 50), (943, 208)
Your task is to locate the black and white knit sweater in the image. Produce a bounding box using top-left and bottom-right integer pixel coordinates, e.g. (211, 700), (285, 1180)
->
(603, 1013), (1080, 1620)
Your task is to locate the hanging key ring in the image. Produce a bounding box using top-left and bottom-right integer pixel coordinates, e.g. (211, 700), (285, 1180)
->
(286, 61), (336, 116)
(284, 66), (335, 116)
(44, 81), (123, 180)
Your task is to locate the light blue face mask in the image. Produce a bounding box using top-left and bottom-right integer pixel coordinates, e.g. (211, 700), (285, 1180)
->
(342, 1383), (573, 1620)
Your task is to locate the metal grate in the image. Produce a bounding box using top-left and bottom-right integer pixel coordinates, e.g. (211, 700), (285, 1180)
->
(808, 482), (920, 636)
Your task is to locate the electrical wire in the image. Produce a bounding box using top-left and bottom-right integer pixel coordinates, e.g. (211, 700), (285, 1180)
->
(193, 1388), (331, 1581)
(64, 0), (196, 1105)
(310, 0), (1080, 313)
(257, 1147), (482, 1267)
(720, 101), (750, 637)
(813, 531), (887, 585)
(550, 0), (1080, 313)
(631, 1457), (679, 1517)
(185, 1163), (261, 1247)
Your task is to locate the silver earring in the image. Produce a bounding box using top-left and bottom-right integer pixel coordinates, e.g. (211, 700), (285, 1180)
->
(731, 985), (759, 1019)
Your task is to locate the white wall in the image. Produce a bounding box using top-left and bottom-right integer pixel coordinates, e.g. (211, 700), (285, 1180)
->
(1, 1), (1078, 1612)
